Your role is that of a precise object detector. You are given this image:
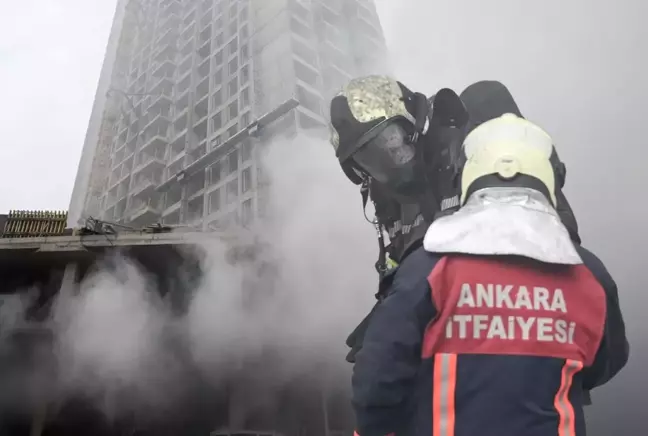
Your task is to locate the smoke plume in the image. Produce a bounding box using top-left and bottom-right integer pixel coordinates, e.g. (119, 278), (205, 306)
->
(42, 132), (377, 422)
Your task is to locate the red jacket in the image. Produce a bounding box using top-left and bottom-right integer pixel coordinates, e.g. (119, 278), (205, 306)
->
(352, 245), (629, 436)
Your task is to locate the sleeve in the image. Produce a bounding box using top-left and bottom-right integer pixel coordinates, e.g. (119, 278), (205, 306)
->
(346, 301), (381, 363)
(578, 247), (630, 390)
(351, 268), (437, 436)
(346, 269), (400, 363)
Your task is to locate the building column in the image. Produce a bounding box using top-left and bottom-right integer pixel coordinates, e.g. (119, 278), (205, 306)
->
(228, 374), (246, 430)
(321, 381), (331, 436)
(29, 399), (48, 436)
(59, 262), (79, 296)
(202, 168), (210, 231)
(179, 184), (188, 224)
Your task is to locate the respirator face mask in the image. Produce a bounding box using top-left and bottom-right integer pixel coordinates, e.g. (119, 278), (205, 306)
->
(351, 122), (425, 199)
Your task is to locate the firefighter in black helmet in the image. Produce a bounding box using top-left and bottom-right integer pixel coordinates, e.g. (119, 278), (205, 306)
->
(329, 75), (466, 271)
(328, 75), (467, 362)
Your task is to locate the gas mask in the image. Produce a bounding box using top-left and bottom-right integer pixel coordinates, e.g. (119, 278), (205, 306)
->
(351, 121), (427, 201)
(352, 118), (460, 265)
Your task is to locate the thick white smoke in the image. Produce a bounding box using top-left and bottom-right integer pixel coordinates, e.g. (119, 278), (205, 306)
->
(0, 291), (34, 335)
(187, 134), (377, 380)
(52, 255), (187, 416)
(43, 132), (377, 421)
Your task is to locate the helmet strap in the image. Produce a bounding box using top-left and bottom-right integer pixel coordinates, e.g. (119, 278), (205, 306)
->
(359, 177), (389, 278)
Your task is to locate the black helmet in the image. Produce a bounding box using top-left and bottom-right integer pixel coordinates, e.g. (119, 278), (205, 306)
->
(329, 75), (430, 196)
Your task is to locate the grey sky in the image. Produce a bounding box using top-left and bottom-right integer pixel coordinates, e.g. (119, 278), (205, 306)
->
(373, 1), (648, 430)
(0, 0), (117, 212)
(1, 0), (646, 431)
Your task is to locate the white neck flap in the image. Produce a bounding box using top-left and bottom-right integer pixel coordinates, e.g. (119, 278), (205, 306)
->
(423, 187), (582, 265)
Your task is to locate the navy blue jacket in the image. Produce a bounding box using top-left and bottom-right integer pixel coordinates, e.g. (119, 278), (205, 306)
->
(351, 246), (629, 436)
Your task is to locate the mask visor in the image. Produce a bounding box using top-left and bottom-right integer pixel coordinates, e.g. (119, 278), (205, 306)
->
(352, 123), (415, 185)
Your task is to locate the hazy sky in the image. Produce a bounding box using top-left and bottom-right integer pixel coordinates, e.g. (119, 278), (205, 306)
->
(1, 0), (646, 432)
(0, 0), (117, 213)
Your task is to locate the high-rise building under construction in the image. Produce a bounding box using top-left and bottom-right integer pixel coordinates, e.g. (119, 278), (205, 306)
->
(68, 0), (388, 230)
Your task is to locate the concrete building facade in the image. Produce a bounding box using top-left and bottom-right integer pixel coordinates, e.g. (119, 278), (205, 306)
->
(68, 0), (388, 230)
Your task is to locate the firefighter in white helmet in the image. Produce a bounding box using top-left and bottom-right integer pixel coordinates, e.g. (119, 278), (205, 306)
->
(348, 101), (629, 436)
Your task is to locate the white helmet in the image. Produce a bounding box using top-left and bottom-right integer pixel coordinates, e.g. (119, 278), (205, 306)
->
(460, 113), (558, 206)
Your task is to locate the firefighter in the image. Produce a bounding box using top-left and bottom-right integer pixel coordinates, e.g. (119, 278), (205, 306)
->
(458, 80), (581, 243)
(328, 75), (468, 362)
(349, 110), (630, 436)
(329, 75), (466, 270)
(330, 77), (587, 366)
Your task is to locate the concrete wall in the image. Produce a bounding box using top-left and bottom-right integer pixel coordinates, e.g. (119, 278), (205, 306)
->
(67, 0), (130, 228)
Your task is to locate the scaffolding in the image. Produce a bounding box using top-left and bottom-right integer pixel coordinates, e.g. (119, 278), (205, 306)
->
(1, 210), (68, 238)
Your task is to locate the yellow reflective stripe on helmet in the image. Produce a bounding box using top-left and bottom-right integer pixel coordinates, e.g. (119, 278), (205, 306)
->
(329, 75), (416, 153)
(343, 75), (415, 124)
